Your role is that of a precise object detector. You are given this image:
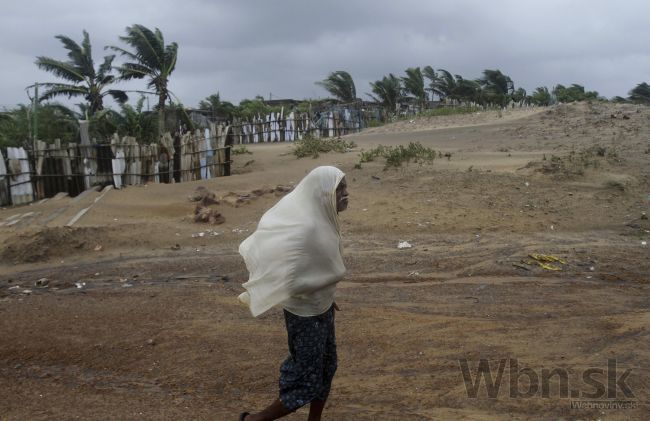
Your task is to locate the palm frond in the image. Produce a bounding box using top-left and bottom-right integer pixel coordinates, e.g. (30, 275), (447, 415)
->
(99, 74), (116, 85)
(116, 62), (152, 80)
(164, 42), (178, 75)
(107, 90), (129, 104)
(105, 45), (140, 62)
(54, 34), (84, 66)
(55, 31), (94, 79)
(97, 54), (115, 79)
(120, 24), (162, 69)
(315, 71), (356, 103)
(38, 83), (88, 101)
(423, 66), (437, 83)
(35, 57), (85, 82)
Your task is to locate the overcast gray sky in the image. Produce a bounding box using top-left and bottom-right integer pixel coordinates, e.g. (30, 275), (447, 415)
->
(2, 0), (649, 109)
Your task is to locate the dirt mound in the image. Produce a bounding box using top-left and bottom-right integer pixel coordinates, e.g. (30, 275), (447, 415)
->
(0, 226), (138, 264)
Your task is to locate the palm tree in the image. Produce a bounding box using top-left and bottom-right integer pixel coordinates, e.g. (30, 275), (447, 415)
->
(431, 69), (458, 101)
(315, 71), (357, 103)
(628, 82), (650, 103)
(107, 24), (178, 137)
(368, 74), (402, 117)
(531, 86), (551, 106)
(35, 30), (127, 116)
(479, 69), (514, 107)
(401, 67), (426, 110)
(512, 87), (527, 104)
(430, 69), (483, 104)
(198, 92), (236, 120)
(455, 77), (483, 104)
(553, 84), (598, 103)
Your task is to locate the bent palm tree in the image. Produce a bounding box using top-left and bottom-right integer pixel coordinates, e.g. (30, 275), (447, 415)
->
(629, 82), (650, 104)
(315, 71), (357, 103)
(455, 77), (482, 104)
(401, 67), (426, 110)
(479, 69), (514, 107)
(35, 30), (127, 116)
(432, 69), (481, 104)
(368, 74), (402, 117)
(432, 69), (458, 101)
(108, 24), (178, 137)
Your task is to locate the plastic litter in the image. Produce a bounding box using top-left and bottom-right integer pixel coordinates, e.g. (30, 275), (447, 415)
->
(398, 241), (412, 249)
(529, 253), (566, 264)
(34, 278), (49, 288)
(524, 253), (567, 271)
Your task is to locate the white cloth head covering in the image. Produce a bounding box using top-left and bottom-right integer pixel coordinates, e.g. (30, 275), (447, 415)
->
(238, 166), (346, 317)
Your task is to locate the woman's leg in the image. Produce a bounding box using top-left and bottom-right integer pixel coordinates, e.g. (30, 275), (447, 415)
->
(310, 306), (337, 420)
(307, 399), (327, 421)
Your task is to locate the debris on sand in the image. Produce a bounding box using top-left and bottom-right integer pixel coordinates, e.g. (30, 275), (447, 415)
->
(194, 205), (225, 225)
(221, 192), (251, 207)
(191, 230), (220, 238)
(274, 185), (294, 195)
(221, 185), (294, 207)
(34, 278), (49, 288)
(521, 253), (567, 271)
(529, 253), (566, 264)
(188, 186), (219, 206)
(397, 241), (412, 249)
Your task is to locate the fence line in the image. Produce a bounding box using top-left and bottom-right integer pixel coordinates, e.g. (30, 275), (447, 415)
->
(0, 129), (233, 206)
(0, 107), (370, 207)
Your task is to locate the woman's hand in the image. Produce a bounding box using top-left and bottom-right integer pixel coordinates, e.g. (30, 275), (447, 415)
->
(333, 302), (341, 311)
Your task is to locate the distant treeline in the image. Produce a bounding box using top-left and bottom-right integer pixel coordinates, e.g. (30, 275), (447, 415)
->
(1, 23), (649, 149)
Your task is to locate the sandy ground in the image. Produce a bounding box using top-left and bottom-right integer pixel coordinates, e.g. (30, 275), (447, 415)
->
(1, 103), (649, 420)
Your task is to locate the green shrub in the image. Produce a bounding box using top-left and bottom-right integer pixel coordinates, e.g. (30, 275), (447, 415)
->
(232, 145), (252, 155)
(357, 141), (437, 168)
(292, 135), (356, 158)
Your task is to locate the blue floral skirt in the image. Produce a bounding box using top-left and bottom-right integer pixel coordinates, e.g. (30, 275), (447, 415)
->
(279, 305), (337, 411)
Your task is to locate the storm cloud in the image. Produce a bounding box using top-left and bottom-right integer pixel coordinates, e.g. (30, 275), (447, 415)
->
(2, 0), (649, 108)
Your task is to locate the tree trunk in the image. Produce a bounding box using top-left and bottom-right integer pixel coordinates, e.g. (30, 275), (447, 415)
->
(158, 95), (165, 139)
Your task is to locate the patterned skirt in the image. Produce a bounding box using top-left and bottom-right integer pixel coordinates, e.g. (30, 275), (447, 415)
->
(279, 305), (337, 411)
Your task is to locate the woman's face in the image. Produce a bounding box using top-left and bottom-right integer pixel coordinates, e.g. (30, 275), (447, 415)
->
(336, 177), (349, 213)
